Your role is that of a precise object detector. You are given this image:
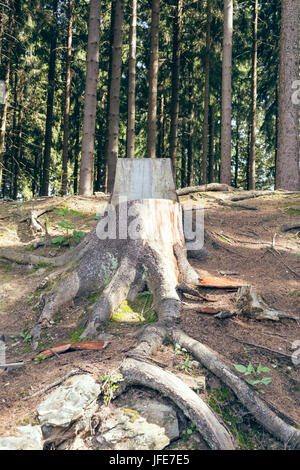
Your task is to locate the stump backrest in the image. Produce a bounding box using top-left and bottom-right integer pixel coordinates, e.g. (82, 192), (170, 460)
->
(111, 158), (177, 205)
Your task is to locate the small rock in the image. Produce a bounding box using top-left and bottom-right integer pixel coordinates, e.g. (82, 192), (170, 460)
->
(95, 404), (172, 450)
(175, 372), (206, 393)
(37, 375), (100, 429)
(97, 333), (114, 342)
(0, 425), (43, 450)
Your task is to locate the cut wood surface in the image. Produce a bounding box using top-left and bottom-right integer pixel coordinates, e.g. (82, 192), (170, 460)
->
(111, 158), (177, 205)
(196, 272), (245, 289)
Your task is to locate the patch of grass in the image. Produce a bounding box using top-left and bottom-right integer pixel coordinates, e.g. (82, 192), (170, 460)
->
(88, 291), (102, 304)
(33, 263), (49, 271)
(285, 208), (300, 215)
(24, 244), (35, 252)
(1, 273), (15, 281)
(207, 387), (257, 450)
(288, 289), (300, 297)
(0, 263), (12, 272)
(67, 325), (87, 343)
(280, 200), (300, 208)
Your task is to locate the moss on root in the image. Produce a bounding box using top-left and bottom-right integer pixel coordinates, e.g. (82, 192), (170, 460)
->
(112, 292), (157, 324)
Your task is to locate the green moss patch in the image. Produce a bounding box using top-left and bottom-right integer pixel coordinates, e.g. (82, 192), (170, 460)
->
(112, 292), (157, 324)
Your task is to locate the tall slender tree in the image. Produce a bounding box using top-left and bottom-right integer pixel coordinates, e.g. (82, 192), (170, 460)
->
(146, 0), (160, 159)
(40, 0), (58, 196)
(276, 0), (300, 190)
(0, 0), (15, 190)
(126, 0), (137, 159)
(220, 0), (233, 185)
(248, 0), (258, 190)
(79, 0), (101, 196)
(169, 0), (183, 175)
(61, 0), (73, 195)
(202, 0), (212, 184)
(105, 0), (124, 192)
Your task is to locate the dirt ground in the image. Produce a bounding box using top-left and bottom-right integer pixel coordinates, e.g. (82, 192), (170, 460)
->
(0, 191), (299, 450)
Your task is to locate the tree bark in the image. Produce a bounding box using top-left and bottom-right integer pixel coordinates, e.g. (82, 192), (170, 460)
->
(79, 0), (101, 196)
(105, 0), (124, 193)
(202, 0), (211, 184)
(157, 91), (165, 158)
(208, 103), (215, 183)
(61, 0), (73, 196)
(169, 0), (183, 176)
(187, 61), (195, 186)
(126, 0), (137, 159)
(276, 0), (300, 190)
(220, 0), (233, 185)
(40, 0), (58, 196)
(73, 97), (81, 195)
(0, 0), (14, 191)
(248, 0), (258, 190)
(146, 0), (160, 159)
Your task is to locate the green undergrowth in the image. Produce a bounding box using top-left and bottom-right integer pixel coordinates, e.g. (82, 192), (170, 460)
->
(285, 208), (300, 215)
(67, 325), (87, 343)
(207, 386), (277, 450)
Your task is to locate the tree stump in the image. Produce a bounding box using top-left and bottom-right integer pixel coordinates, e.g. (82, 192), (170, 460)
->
(38, 159), (199, 336)
(22, 158), (300, 450)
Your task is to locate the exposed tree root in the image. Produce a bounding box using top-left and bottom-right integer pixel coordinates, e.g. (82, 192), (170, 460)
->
(171, 328), (300, 449)
(1, 197), (299, 450)
(280, 221), (300, 233)
(120, 358), (235, 450)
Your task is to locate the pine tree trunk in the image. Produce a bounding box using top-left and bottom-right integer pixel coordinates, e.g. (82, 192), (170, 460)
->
(169, 0), (183, 175)
(0, 0), (14, 191)
(73, 97), (81, 195)
(234, 118), (239, 188)
(61, 0), (73, 196)
(276, 0), (300, 190)
(79, 0), (101, 196)
(126, 0), (137, 159)
(40, 0), (58, 196)
(187, 63), (194, 186)
(157, 91), (165, 158)
(146, 0), (160, 159)
(208, 103), (215, 183)
(105, 0), (124, 193)
(248, 0), (258, 190)
(202, 0), (211, 184)
(220, 0), (233, 185)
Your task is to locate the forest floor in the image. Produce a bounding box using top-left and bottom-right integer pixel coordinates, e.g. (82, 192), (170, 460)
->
(0, 191), (299, 450)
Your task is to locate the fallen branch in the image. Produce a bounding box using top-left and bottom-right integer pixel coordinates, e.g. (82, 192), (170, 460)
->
(228, 336), (294, 361)
(201, 193), (257, 211)
(23, 368), (82, 401)
(177, 183), (236, 196)
(280, 222), (300, 233)
(36, 340), (109, 360)
(266, 248), (300, 279)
